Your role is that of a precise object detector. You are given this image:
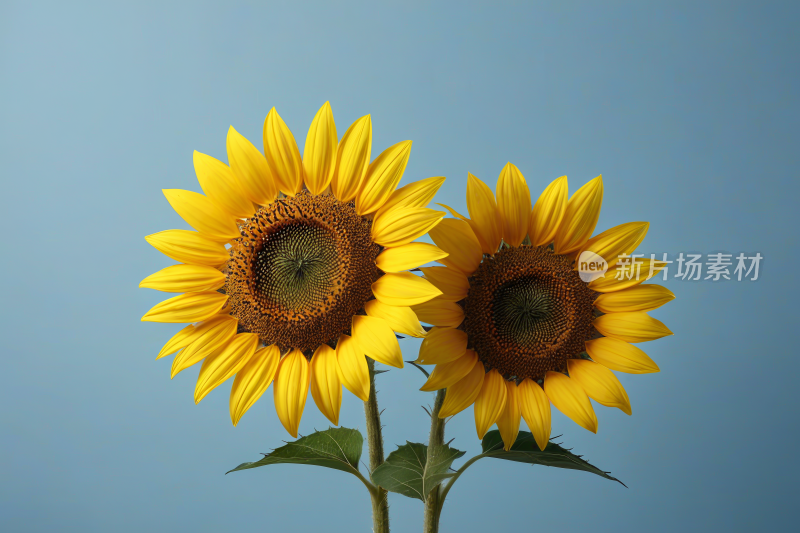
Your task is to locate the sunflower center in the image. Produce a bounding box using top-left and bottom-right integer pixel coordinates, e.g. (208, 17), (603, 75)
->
(253, 223), (338, 312)
(226, 191), (380, 354)
(464, 246), (597, 381)
(492, 279), (555, 345)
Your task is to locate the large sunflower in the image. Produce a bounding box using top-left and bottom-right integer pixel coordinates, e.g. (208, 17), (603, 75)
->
(140, 102), (446, 437)
(415, 164), (674, 450)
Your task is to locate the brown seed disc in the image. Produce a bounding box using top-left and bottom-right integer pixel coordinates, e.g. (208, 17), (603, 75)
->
(464, 245), (597, 381)
(225, 191), (380, 353)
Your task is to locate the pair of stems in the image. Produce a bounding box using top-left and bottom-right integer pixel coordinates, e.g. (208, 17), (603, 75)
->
(363, 359), (446, 533)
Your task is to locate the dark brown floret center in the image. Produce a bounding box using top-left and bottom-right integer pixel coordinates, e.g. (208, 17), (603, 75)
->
(492, 277), (555, 346)
(464, 246), (596, 381)
(252, 222), (338, 313)
(225, 191), (380, 354)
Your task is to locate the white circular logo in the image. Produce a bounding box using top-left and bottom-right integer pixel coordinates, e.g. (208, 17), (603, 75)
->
(577, 251), (608, 282)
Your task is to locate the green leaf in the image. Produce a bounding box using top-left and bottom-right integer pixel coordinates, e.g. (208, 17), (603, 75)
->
(372, 442), (466, 500)
(480, 430), (625, 486)
(227, 427), (363, 477)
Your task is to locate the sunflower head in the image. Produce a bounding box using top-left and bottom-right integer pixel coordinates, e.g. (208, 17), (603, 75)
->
(464, 245), (597, 380)
(416, 164), (674, 451)
(140, 102), (447, 437)
(228, 190), (381, 353)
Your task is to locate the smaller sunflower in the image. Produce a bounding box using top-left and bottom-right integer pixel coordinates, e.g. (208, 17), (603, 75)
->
(140, 102), (447, 437)
(415, 165), (674, 450)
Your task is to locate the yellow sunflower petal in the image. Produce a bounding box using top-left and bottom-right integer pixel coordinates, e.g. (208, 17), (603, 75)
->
(303, 101), (338, 195)
(474, 369), (508, 439)
(336, 334), (370, 401)
(356, 140), (412, 215)
(496, 381), (522, 450)
(351, 316), (404, 368)
(364, 299), (426, 338)
(418, 327), (467, 365)
(420, 349), (478, 392)
(594, 284), (675, 313)
(428, 218), (483, 275)
(226, 125), (278, 206)
(593, 312), (673, 343)
(436, 202), (467, 220)
(589, 258), (667, 293)
(411, 299), (464, 328)
(310, 344), (343, 425)
(170, 315), (238, 377)
(371, 272), (442, 307)
(193, 151), (254, 218)
(371, 207), (445, 248)
(496, 163), (532, 248)
(436, 202), (492, 254)
(529, 175), (568, 247)
(144, 230), (229, 267)
(420, 267), (469, 301)
(544, 371), (598, 433)
(466, 173), (502, 254)
(568, 359), (631, 415)
(139, 264), (226, 293)
(438, 361), (485, 418)
(331, 115), (371, 202)
(263, 107), (304, 195)
(518, 379), (551, 451)
(576, 221), (649, 270)
(584, 337), (660, 374)
(162, 189), (240, 242)
(141, 292), (228, 323)
(375, 243), (448, 273)
(553, 175), (603, 255)
(375, 176), (446, 220)
(273, 349), (310, 438)
(156, 324), (196, 360)
(230, 344), (280, 426)
(195, 332), (258, 403)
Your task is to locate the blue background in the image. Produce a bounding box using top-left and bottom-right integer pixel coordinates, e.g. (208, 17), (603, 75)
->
(2, 1), (798, 531)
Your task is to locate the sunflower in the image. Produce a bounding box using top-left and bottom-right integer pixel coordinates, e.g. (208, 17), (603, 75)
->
(140, 102), (447, 437)
(415, 164), (674, 450)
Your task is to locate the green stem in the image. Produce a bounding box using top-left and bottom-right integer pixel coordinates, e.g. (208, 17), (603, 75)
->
(423, 389), (447, 533)
(439, 454), (483, 503)
(364, 358), (390, 533)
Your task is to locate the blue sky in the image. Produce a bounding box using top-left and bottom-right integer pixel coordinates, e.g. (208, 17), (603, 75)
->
(2, 1), (798, 531)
